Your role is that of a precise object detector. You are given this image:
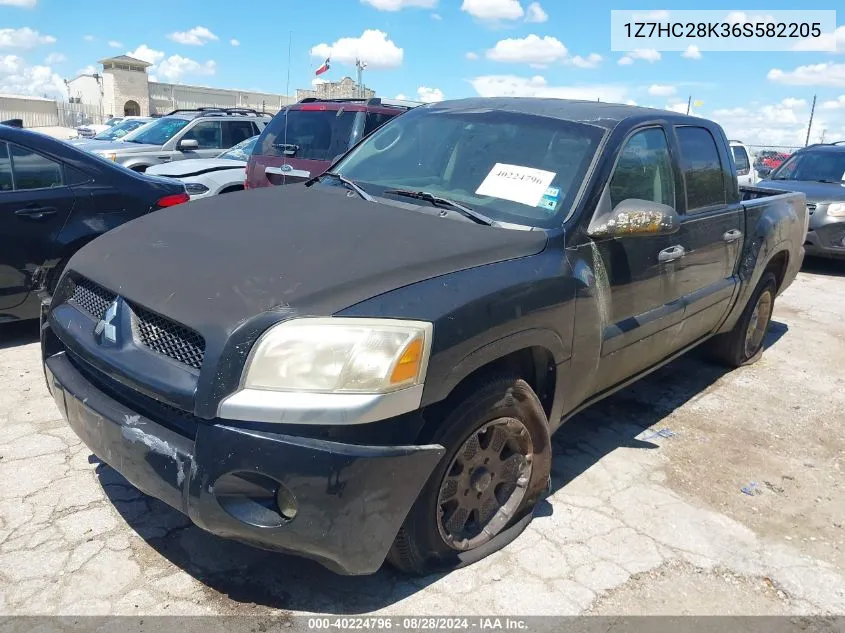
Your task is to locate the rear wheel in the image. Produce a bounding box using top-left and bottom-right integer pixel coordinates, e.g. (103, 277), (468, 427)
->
(708, 271), (777, 367)
(387, 375), (551, 575)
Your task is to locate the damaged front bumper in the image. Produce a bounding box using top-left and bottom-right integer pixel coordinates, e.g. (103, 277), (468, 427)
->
(44, 350), (445, 575)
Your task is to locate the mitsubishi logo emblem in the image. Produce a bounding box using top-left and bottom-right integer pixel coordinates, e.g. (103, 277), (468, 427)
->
(94, 298), (119, 344)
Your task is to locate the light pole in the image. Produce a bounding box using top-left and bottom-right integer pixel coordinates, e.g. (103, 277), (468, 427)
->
(355, 59), (368, 98)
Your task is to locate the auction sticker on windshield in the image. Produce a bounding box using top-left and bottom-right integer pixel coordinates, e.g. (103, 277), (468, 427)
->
(476, 163), (556, 207)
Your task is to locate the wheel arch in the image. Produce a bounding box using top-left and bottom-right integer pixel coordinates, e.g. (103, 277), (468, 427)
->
(418, 330), (566, 444)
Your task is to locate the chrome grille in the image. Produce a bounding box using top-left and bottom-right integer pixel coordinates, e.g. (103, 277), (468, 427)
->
(68, 277), (116, 320)
(130, 303), (205, 371)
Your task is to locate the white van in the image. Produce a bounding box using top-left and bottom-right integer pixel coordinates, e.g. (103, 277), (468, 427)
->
(730, 140), (758, 186)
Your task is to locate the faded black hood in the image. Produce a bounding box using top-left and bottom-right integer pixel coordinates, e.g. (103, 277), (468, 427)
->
(66, 183), (548, 345)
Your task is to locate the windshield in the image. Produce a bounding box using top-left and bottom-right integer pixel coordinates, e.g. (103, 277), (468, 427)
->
(258, 108), (358, 161)
(125, 116), (190, 145)
(92, 119), (149, 141)
(770, 150), (845, 183)
(104, 117), (123, 127)
(218, 135), (259, 161)
(331, 106), (606, 228)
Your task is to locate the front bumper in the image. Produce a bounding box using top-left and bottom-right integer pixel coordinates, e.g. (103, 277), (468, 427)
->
(45, 350), (445, 575)
(805, 223), (845, 259)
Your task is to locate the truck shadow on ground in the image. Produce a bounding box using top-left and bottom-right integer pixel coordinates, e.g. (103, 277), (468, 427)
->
(96, 322), (788, 614)
(0, 320), (39, 350)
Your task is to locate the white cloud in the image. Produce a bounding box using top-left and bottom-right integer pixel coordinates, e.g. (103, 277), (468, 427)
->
(156, 55), (216, 82)
(633, 10), (669, 19)
(617, 48), (661, 65)
(682, 45), (702, 60)
(0, 54), (65, 97)
(469, 74), (627, 103)
(168, 26), (219, 46)
(126, 44), (165, 65)
(431, 12), (442, 20)
(706, 97), (837, 146)
(648, 84), (676, 97)
(821, 95), (845, 109)
(76, 64), (97, 75)
(524, 2), (547, 23)
(311, 30), (403, 69)
(44, 52), (65, 64)
(665, 101), (688, 114)
(361, 0), (436, 9)
(768, 62), (845, 87)
(312, 77), (329, 86)
(461, 0), (523, 22)
(725, 11), (775, 25)
(566, 53), (602, 69)
(230, 39), (240, 47)
(0, 27), (56, 49)
(108, 40), (122, 49)
(395, 93), (408, 100)
(466, 51), (479, 60)
(0, 0), (37, 6)
(83, 35), (94, 42)
(792, 25), (845, 54)
(486, 35), (566, 65)
(417, 86), (444, 102)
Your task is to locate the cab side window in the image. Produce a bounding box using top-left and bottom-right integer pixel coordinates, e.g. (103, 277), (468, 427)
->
(609, 128), (675, 209)
(676, 126), (726, 211)
(363, 112), (394, 137)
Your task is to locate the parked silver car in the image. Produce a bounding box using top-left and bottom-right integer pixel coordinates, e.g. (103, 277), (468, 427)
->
(84, 107), (271, 172)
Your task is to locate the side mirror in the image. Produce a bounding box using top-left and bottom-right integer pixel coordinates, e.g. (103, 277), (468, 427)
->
(179, 139), (199, 151)
(588, 199), (680, 239)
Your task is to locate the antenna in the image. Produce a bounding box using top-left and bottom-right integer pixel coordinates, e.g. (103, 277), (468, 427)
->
(282, 30), (292, 174)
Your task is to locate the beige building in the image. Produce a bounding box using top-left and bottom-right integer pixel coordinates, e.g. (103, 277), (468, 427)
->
(65, 55), (374, 120)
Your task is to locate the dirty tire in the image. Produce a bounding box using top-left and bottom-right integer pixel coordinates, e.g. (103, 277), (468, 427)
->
(708, 271), (777, 368)
(387, 375), (551, 576)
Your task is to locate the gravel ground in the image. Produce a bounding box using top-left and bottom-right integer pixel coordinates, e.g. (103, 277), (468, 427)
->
(0, 258), (843, 618)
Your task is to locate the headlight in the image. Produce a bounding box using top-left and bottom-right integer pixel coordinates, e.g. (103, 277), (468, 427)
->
(98, 152), (117, 162)
(827, 203), (845, 218)
(184, 182), (210, 195)
(243, 318), (433, 394)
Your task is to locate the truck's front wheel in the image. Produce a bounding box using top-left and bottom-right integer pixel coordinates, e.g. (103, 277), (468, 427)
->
(387, 375), (552, 576)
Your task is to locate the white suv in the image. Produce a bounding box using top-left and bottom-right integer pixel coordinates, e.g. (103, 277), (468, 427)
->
(79, 107), (271, 173)
(730, 140), (758, 186)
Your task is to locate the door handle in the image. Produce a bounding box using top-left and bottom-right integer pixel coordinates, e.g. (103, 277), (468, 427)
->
(658, 245), (686, 263)
(723, 229), (743, 243)
(14, 206), (57, 220)
(157, 156), (173, 162)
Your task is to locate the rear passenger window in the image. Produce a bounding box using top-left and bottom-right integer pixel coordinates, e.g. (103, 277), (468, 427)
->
(676, 126), (726, 211)
(0, 143), (11, 191)
(223, 120), (257, 148)
(9, 144), (63, 190)
(609, 128), (675, 209)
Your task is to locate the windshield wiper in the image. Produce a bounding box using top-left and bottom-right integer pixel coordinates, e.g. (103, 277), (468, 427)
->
(383, 189), (494, 226)
(814, 179), (844, 184)
(311, 171), (374, 201)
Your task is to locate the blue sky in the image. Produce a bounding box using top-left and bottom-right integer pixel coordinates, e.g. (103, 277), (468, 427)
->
(1, 0), (844, 146)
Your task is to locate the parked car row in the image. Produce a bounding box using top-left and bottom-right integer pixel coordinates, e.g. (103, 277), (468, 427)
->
(33, 99), (808, 578)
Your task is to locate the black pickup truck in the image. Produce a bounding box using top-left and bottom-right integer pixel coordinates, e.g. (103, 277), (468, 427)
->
(41, 98), (807, 577)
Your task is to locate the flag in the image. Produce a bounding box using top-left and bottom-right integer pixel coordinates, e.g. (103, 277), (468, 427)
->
(693, 100), (704, 107)
(315, 58), (330, 76)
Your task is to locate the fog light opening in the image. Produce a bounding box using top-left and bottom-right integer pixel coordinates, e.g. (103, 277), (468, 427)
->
(276, 485), (298, 521)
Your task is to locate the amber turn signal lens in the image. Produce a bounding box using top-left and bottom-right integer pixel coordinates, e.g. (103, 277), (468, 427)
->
(389, 337), (423, 385)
